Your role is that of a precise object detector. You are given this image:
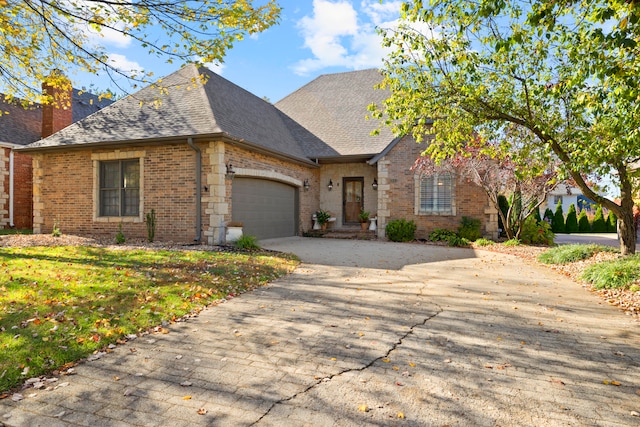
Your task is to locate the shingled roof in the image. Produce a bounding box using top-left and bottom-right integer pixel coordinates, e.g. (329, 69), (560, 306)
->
(275, 68), (395, 158)
(21, 65), (395, 162)
(0, 91), (110, 146)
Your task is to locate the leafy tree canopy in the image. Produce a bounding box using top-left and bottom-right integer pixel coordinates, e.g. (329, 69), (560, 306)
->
(370, 0), (640, 254)
(0, 0), (280, 104)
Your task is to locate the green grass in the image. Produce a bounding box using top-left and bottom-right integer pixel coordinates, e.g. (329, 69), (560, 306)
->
(0, 229), (32, 235)
(0, 246), (298, 393)
(581, 254), (640, 289)
(538, 244), (618, 265)
(474, 238), (495, 247)
(503, 238), (521, 247)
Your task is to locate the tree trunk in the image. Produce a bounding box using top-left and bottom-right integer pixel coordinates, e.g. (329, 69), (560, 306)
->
(617, 208), (637, 256)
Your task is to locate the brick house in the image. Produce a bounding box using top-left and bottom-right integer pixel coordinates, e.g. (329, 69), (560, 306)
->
(19, 64), (498, 243)
(0, 85), (111, 229)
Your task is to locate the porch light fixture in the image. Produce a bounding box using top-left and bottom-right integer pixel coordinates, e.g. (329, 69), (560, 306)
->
(328, 179), (333, 191)
(225, 163), (235, 180)
(372, 178), (378, 190)
(303, 179), (310, 191)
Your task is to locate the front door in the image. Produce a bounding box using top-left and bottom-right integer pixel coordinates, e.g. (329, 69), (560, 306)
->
(343, 177), (363, 224)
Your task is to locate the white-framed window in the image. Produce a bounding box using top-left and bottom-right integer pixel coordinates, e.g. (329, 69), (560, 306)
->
(92, 151), (145, 222)
(553, 195), (563, 206)
(415, 172), (455, 215)
(99, 159), (140, 217)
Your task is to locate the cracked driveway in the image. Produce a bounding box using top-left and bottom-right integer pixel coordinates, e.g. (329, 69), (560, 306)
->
(1, 238), (639, 426)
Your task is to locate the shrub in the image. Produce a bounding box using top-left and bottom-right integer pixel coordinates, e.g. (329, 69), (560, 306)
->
(607, 211), (618, 233)
(552, 201), (565, 233)
(447, 235), (470, 247)
(235, 234), (260, 250)
(520, 217), (554, 245)
(503, 238), (521, 246)
(533, 206), (542, 222)
(543, 208), (554, 224)
(581, 255), (640, 289)
(498, 194), (509, 234)
(565, 204), (578, 233)
(51, 218), (61, 237)
(386, 219), (416, 242)
(577, 210), (591, 232)
(474, 238), (495, 246)
(457, 216), (482, 241)
(538, 244), (617, 265)
(146, 209), (157, 242)
(115, 223), (126, 244)
(429, 228), (458, 242)
(591, 206), (607, 232)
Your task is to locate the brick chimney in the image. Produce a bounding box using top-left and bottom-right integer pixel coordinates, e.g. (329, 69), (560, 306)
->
(41, 71), (73, 138)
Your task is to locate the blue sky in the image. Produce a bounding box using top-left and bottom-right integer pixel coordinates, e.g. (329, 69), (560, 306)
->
(75, 0), (403, 102)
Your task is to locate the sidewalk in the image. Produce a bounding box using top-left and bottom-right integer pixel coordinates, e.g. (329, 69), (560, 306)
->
(1, 238), (638, 426)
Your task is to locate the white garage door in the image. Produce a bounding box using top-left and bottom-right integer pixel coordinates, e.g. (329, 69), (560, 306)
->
(232, 178), (298, 239)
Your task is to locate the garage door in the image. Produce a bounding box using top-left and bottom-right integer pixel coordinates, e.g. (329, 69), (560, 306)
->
(232, 178), (298, 239)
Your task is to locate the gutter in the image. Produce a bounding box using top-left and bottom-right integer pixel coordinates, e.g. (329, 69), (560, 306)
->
(187, 137), (202, 243)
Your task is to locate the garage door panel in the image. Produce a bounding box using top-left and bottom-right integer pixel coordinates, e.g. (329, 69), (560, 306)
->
(232, 178), (297, 239)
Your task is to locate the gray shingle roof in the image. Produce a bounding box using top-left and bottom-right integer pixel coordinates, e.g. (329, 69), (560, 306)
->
(21, 65), (395, 162)
(275, 69), (395, 157)
(0, 92), (111, 146)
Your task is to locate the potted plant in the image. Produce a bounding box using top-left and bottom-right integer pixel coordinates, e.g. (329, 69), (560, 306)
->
(315, 209), (331, 230)
(358, 209), (370, 230)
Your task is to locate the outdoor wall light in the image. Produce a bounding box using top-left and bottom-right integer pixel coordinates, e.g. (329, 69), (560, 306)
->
(225, 163), (235, 179)
(372, 178), (378, 190)
(303, 179), (310, 191)
(328, 179), (333, 191)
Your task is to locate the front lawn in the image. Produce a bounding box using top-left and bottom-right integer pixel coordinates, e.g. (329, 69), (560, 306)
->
(0, 246), (298, 393)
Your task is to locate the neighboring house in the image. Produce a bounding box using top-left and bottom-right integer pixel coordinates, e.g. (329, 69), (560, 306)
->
(544, 183), (586, 214)
(19, 65), (498, 244)
(0, 86), (111, 229)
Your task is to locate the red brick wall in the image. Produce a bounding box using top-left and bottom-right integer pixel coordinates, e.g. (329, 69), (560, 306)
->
(13, 152), (32, 229)
(382, 136), (493, 239)
(1, 147), (8, 227)
(33, 142), (319, 241)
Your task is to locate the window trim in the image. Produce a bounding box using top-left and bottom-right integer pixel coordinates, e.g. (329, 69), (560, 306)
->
(92, 151), (145, 223)
(414, 172), (456, 216)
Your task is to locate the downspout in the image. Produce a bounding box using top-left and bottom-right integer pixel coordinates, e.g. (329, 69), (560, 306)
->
(9, 149), (14, 227)
(187, 138), (202, 242)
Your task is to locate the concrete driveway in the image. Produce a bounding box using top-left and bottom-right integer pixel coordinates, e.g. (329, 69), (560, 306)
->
(1, 238), (639, 426)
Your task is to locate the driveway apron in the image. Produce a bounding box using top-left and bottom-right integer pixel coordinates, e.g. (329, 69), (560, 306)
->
(0, 238), (638, 426)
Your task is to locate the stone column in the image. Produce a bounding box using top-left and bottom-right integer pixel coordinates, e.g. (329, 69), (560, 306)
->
(204, 141), (228, 245)
(32, 154), (44, 234)
(0, 148), (9, 228)
(376, 159), (391, 239)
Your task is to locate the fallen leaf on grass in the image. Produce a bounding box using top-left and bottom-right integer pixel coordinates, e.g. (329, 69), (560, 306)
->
(408, 362), (416, 367)
(197, 407), (207, 415)
(183, 395), (192, 400)
(382, 358), (390, 363)
(551, 378), (565, 386)
(397, 412), (405, 419)
(358, 404), (369, 412)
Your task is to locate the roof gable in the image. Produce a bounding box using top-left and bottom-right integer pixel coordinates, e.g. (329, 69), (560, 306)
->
(275, 69), (395, 157)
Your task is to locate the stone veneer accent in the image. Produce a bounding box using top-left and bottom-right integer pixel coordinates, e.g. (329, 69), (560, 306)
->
(204, 141), (227, 245)
(0, 147), (8, 228)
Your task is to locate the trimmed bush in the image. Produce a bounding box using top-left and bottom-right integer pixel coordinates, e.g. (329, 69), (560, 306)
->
(458, 216), (482, 241)
(581, 255), (640, 289)
(235, 234), (261, 250)
(533, 206), (542, 222)
(474, 238), (495, 246)
(520, 217), (554, 245)
(543, 208), (554, 224)
(447, 235), (470, 247)
(564, 204), (578, 233)
(552, 201), (565, 233)
(607, 211), (618, 233)
(503, 238), (521, 246)
(591, 205), (607, 232)
(577, 209), (591, 232)
(386, 219), (416, 242)
(538, 244), (617, 265)
(429, 228), (458, 242)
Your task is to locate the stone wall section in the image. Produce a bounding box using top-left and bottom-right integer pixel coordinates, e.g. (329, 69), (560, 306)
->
(378, 136), (498, 239)
(0, 147), (8, 228)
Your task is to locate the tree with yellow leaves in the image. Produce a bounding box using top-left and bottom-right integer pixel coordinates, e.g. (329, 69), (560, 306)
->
(0, 0), (280, 103)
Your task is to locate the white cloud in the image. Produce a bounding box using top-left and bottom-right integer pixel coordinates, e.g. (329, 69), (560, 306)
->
(87, 24), (132, 49)
(107, 54), (143, 77)
(292, 0), (401, 75)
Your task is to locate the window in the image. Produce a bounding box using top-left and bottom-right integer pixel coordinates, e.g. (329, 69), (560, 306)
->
(417, 172), (454, 215)
(99, 159), (140, 216)
(553, 195), (563, 206)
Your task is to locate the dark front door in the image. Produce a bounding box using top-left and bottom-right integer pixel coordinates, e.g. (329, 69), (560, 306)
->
(343, 177), (363, 224)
